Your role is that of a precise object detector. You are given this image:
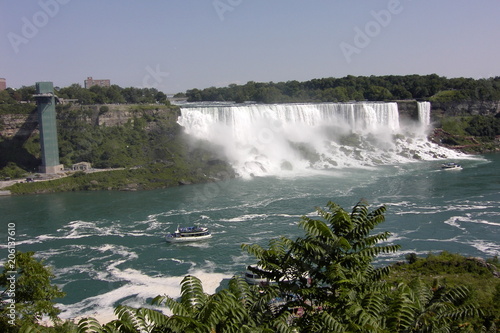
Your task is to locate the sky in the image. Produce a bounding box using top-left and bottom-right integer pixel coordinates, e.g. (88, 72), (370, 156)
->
(1, 0), (499, 94)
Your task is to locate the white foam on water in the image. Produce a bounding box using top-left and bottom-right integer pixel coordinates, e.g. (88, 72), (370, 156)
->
(413, 236), (462, 243)
(465, 239), (500, 256)
(219, 214), (269, 222)
(444, 216), (467, 231)
(57, 265), (231, 324)
(457, 214), (500, 227)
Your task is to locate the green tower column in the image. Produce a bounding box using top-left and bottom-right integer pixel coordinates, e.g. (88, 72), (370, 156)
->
(35, 82), (63, 173)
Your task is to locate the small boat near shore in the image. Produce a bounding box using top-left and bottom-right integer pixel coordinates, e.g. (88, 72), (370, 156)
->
(441, 162), (462, 170)
(165, 226), (212, 243)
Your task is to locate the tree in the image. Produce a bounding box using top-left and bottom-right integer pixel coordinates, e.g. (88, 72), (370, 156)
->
(366, 86), (393, 101)
(0, 251), (65, 331)
(242, 200), (401, 331)
(242, 201), (482, 332)
(0, 90), (15, 104)
(465, 115), (500, 138)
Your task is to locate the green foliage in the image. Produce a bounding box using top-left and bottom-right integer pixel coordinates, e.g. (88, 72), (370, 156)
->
(150, 275), (278, 332)
(0, 252), (65, 331)
(0, 133), (40, 173)
(0, 103), (36, 115)
(0, 162), (26, 179)
(239, 202), (494, 332)
(365, 85), (393, 101)
(404, 251), (492, 275)
(242, 201), (403, 331)
(431, 114), (500, 153)
(465, 115), (500, 138)
(7, 156), (234, 195)
(389, 251), (500, 330)
(439, 116), (470, 136)
(53, 105), (183, 169)
(57, 84), (166, 105)
(430, 90), (468, 102)
(185, 75), (500, 103)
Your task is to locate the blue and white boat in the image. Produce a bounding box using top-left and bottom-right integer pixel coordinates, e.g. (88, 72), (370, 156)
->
(165, 226), (212, 243)
(441, 162), (462, 170)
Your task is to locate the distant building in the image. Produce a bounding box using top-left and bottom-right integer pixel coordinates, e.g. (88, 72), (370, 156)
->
(58, 98), (79, 104)
(72, 162), (91, 171)
(0, 78), (6, 91)
(84, 77), (110, 89)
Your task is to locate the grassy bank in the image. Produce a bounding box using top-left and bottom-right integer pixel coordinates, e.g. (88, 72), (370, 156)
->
(6, 160), (234, 195)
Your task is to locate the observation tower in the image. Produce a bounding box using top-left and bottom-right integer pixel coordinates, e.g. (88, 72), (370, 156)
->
(34, 82), (64, 173)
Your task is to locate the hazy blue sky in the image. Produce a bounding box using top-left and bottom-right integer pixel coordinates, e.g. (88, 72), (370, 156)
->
(1, 1), (499, 93)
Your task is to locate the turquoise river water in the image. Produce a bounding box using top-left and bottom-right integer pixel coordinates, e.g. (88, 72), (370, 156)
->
(1, 153), (499, 321)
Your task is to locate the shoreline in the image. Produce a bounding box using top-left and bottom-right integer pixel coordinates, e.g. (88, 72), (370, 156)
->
(2, 151), (496, 196)
(0, 168), (124, 193)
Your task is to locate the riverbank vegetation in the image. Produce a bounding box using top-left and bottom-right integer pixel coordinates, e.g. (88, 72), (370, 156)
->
(7, 159), (234, 194)
(431, 114), (500, 154)
(1, 201), (499, 332)
(1, 103), (235, 188)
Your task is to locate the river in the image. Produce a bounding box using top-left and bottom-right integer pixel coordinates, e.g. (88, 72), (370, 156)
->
(1, 153), (499, 321)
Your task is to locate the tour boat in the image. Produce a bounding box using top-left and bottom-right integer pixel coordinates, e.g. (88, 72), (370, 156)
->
(441, 162), (462, 170)
(165, 226), (212, 243)
(244, 265), (272, 286)
(243, 265), (310, 286)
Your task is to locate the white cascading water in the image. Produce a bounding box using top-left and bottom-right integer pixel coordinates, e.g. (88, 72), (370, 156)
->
(178, 102), (464, 178)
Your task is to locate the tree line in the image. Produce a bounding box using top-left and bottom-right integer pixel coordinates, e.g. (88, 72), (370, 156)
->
(1, 201), (499, 332)
(0, 84), (168, 107)
(181, 74), (500, 103)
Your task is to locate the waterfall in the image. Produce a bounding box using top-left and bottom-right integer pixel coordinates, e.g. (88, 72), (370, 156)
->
(178, 102), (463, 177)
(417, 101), (431, 128)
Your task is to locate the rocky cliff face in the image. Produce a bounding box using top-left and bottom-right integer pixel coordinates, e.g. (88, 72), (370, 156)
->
(431, 100), (500, 118)
(0, 111), (39, 139)
(75, 104), (180, 127)
(396, 100), (500, 123)
(0, 104), (181, 140)
(396, 101), (419, 122)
